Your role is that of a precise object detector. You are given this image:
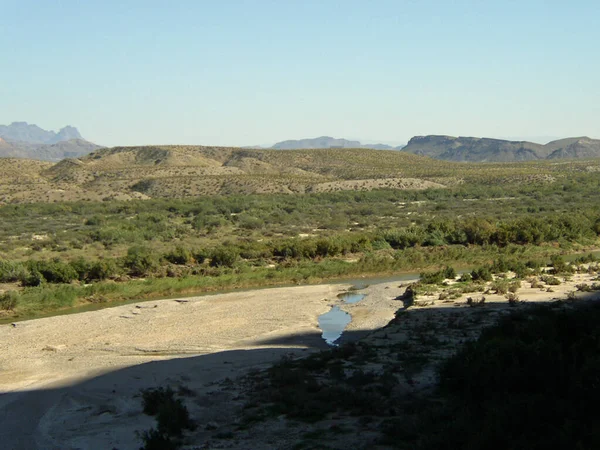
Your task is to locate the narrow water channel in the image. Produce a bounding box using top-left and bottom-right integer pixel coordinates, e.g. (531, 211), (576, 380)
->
(318, 292), (366, 345)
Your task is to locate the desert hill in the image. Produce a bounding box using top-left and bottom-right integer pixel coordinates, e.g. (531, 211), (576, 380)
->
(402, 135), (600, 162)
(1, 144), (599, 204)
(0, 145), (444, 203)
(0, 122), (103, 161)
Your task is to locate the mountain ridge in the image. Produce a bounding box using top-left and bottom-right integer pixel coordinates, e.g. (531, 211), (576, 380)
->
(401, 135), (600, 162)
(269, 136), (402, 150)
(266, 135), (600, 161)
(0, 122), (102, 161)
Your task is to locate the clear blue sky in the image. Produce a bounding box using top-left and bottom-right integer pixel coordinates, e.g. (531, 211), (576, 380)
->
(1, 0), (599, 147)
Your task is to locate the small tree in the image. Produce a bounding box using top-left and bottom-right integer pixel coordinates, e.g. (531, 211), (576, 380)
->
(209, 247), (238, 268)
(125, 246), (159, 276)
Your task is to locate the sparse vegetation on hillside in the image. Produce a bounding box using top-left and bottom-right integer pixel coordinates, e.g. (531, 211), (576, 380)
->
(0, 149), (599, 319)
(1, 145), (600, 203)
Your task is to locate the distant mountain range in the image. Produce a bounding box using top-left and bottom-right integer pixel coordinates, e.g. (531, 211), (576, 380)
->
(401, 135), (600, 162)
(244, 136), (405, 151)
(3, 126), (600, 163)
(261, 135), (600, 162)
(0, 122), (102, 161)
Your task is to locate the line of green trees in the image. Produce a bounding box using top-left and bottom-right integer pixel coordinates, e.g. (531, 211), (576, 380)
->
(1, 211), (598, 287)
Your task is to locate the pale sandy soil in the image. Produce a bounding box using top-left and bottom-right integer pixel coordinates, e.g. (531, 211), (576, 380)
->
(0, 281), (401, 449)
(0, 284), (345, 392)
(0, 269), (598, 449)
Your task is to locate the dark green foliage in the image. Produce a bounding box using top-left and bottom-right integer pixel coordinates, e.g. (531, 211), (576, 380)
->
(419, 266), (456, 284)
(69, 257), (92, 281)
(139, 386), (194, 449)
(540, 275), (561, 285)
(574, 253), (597, 264)
(490, 257), (526, 276)
(0, 291), (18, 310)
(84, 215), (105, 226)
(125, 246), (159, 276)
(549, 254), (573, 274)
(416, 304), (600, 450)
(26, 260), (78, 284)
(141, 387), (177, 416)
(164, 246), (192, 265)
(20, 269), (44, 287)
(209, 247), (238, 268)
(0, 260), (28, 283)
(88, 259), (121, 281)
(470, 266), (492, 282)
(130, 179), (156, 194)
(235, 213), (265, 230)
(458, 272), (472, 282)
(155, 397), (194, 437)
(382, 228), (425, 249)
(190, 248), (209, 264)
(0, 174), (599, 317)
(138, 428), (178, 450)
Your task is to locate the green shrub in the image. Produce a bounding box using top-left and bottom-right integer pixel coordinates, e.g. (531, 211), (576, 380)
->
(20, 270), (44, 287)
(84, 215), (105, 226)
(125, 246), (159, 276)
(139, 386), (194, 446)
(209, 247), (238, 268)
(0, 291), (18, 310)
(70, 257), (92, 281)
(426, 304), (600, 450)
(236, 213), (264, 230)
(141, 387), (177, 415)
(550, 255), (572, 274)
(192, 215), (226, 232)
(491, 280), (510, 294)
(191, 248), (209, 264)
(155, 397), (194, 437)
(164, 246), (192, 265)
(458, 272), (472, 283)
(541, 275), (561, 286)
(508, 280), (521, 292)
(27, 260), (78, 284)
(0, 260), (28, 283)
(88, 259), (121, 281)
(420, 266), (456, 284)
(471, 266), (492, 282)
(139, 428), (178, 450)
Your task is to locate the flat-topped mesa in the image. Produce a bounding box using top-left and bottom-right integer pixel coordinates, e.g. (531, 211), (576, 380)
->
(407, 135), (456, 144)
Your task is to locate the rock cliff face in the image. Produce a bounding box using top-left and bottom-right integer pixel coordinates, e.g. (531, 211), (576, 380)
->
(546, 137), (600, 159)
(402, 135), (600, 162)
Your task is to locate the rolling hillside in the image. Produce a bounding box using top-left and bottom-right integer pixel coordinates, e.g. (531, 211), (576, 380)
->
(0, 145), (599, 204)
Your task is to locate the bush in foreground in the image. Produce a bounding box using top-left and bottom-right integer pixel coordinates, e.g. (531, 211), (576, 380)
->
(393, 303), (600, 449)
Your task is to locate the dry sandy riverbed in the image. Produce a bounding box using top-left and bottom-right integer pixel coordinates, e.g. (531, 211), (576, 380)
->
(0, 281), (401, 449)
(1, 268), (598, 449)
